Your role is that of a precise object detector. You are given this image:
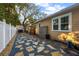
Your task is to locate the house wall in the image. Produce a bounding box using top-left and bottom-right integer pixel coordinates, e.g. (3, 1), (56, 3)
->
(35, 17), (51, 35)
(36, 7), (79, 41)
(72, 8), (79, 31)
(35, 23), (40, 34)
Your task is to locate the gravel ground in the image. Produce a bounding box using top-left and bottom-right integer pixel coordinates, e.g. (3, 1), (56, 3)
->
(0, 33), (79, 56)
(9, 33), (79, 56)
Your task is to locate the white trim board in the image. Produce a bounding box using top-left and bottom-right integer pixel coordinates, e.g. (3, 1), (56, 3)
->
(51, 12), (72, 32)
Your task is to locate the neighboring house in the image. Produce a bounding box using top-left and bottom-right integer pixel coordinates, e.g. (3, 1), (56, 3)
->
(35, 4), (79, 41)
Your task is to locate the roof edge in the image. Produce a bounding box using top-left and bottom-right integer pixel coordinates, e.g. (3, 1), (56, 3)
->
(35, 3), (79, 23)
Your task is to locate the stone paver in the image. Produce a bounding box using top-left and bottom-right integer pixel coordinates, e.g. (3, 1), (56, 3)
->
(37, 46), (45, 53)
(15, 51), (24, 56)
(44, 50), (49, 53)
(51, 51), (62, 56)
(9, 33), (79, 56)
(46, 45), (56, 50)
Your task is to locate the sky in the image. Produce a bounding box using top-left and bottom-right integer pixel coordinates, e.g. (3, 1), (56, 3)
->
(19, 3), (74, 23)
(35, 3), (74, 15)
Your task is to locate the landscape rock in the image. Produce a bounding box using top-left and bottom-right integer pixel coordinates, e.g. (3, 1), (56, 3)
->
(18, 41), (24, 44)
(47, 45), (56, 50)
(33, 45), (37, 48)
(26, 46), (34, 52)
(20, 47), (24, 50)
(39, 44), (44, 46)
(27, 40), (32, 42)
(51, 51), (62, 56)
(60, 48), (65, 54)
(16, 45), (22, 48)
(25, 43), (30, 46)
(42, 41), (45, 44)
(44, 50), (49, 53)
(29, 53), (35, 56)
(33, 42), (38, 45)
(37, 46), (45, 53)
(15, 51), (24, 56)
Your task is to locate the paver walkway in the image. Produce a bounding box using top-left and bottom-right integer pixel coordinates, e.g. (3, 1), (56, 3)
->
(9, 33), (79, 56)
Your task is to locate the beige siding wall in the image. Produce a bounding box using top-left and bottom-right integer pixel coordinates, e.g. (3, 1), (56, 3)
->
(36, 7), (79, 41)
(35, 23), (40, 34)
(72, 8), (79, 31)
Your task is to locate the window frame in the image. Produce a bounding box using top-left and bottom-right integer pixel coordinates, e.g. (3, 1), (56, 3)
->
(52, 17), (59, 31)
(52, 12), (72, 32)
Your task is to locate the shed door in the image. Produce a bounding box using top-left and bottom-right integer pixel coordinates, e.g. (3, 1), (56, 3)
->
(39, 26), (48, 39)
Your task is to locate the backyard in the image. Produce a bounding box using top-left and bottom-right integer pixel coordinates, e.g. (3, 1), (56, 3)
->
(0, 3), (79, 56)
(0, 32), (79, 56)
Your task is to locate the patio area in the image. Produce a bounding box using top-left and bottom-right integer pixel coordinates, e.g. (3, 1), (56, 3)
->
(0, 33), (79, 56)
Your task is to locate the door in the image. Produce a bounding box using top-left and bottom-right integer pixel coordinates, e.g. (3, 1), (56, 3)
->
(39, 26), (48, 39)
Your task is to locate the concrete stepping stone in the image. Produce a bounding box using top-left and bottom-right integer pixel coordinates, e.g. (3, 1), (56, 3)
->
(27, 40), (32, 42)
(21, 37), (26, 39)
(16, 40), (21, 43)
(26, 46), (34, 52)
(37, 46), (45, 53)
(47, 45), (56, 50)
(51, 51), (62, 56)
(20, 47), (24, 51)
(42, 42), (45, 44)
(33, 45), (37, 48)
(39, 44), (44, 46)
(18, 41), (24, 44)
(60, 48), (66, 54)
(15, 51), (24, 56)
(26, 40), (29, 42)
(16, 45), (22, 48)
(33, 38), (37, 40)
(44, 50), (49, 53)
(29, 53), (35, 56)
(25, 43), (30, 46)
(69, 50), (78, 55)
(33, 42), (38, 45)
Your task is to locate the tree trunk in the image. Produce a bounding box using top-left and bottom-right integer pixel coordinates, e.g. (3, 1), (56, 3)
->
(22, 23), (26, 33)
(22, 18), (26, 33)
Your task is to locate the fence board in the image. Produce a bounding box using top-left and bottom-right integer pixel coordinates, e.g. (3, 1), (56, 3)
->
(0, 20), (16, 52)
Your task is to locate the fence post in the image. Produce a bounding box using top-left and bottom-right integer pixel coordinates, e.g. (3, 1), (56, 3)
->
(3, 19), (6, 48)
(9, 23), (12, 40)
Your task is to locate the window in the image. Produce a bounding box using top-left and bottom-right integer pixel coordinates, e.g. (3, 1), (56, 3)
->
(52, 13), (72, 32)
(61, 16), (69, 30)
(53, 19), (58, 30)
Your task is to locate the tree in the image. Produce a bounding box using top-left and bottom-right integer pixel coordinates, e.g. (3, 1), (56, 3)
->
(0, 3), (21, 26)
(16, 3), (46, 32)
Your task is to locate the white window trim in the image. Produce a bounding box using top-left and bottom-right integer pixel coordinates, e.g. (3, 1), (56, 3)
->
(52, 12), (72, 32)
(52, 17), (59, 31)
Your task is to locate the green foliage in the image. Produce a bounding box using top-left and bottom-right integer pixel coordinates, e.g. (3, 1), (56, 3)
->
(0, 3), (21, 26)
(0, 3), (46, 27)
(17, 3), (45, 25)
